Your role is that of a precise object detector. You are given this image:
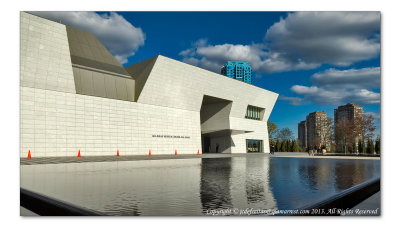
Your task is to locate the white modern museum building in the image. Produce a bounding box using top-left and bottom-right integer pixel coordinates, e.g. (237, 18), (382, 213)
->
(20, 12), (278, 157)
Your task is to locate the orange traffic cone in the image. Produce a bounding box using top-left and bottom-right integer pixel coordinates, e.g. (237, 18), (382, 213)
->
(117, 149), (120, 156)
(27, 150), (31, 159)
(197, 149), (200, 155)
(149, 149), (151, 156)
(77, 149), (81, 158)
(175, 149), (177, 156)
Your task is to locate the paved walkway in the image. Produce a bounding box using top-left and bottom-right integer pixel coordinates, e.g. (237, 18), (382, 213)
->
(20, 153), (255, 165)
(270, 152), (380, 160)
(20, 152), (379, 165)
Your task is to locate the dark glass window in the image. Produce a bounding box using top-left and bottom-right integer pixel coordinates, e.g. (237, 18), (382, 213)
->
(245, 105), (263, 120)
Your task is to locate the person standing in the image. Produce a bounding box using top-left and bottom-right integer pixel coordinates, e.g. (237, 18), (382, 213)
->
(270, 144), (275, 155)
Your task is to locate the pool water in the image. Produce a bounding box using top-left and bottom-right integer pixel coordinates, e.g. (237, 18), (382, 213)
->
(20, 155), (380, 216)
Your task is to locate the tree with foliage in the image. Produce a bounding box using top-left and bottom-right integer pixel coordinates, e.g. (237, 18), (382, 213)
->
(366, 139), (375, 154)
(279, 140), (284, 152)
(267, 121), (279, 143)
(275, 140), (280, 152)
(280, 140), (286, 152)
(375, 137), (380, 154)
(286, 140), (289, 152)
(366, 139), (372, 154)
(280, 140), (287, 152)
(358, 140), (365, 154)
(291, 140), (300, 152)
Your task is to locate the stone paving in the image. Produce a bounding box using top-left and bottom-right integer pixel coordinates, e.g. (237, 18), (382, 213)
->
(20, 153), (256, 165)
(20, 152), (380, 165)
(270, 152), (381, 160)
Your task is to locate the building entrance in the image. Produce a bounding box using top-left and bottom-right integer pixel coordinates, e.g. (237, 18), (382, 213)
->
(247, 139), (263, 153)
(202, 135), (211, 153)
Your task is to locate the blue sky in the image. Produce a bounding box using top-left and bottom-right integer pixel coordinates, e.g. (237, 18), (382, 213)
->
(34, 11), (381, 138)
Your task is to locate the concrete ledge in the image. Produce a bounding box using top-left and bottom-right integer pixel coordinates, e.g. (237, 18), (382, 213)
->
(295, 177), (380, 216)
(20, 188), (102, 216)
(341, 191), (381, 216)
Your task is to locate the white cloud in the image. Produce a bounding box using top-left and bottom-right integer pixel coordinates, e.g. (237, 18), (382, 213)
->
(285, 67), (381, 106)
(278, 95), (304, 105)
(311, 67), (381, 89)
(289, 85), (380, 106)
(32, 11), (145, 64)
(265, 12), (380, 66)
(180, 41), (317, 73)
(180, 12), (380, 74)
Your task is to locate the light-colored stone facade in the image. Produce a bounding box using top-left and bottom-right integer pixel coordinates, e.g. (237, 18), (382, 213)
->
(20, 12), (75, 94)
(20, 86), (201, 157)
(20, 12), (278, 157)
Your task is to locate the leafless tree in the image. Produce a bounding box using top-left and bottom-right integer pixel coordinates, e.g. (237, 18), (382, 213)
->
(334, 114), (376, 153)
(334, 118), (355, 153)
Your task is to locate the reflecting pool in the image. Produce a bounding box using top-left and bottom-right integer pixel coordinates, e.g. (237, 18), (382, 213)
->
(20, 155), (380, 215)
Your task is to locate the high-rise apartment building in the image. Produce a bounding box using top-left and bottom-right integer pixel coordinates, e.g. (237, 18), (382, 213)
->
(334, 103), (364, 123)
(307, 111), (331, 151)
(221, 61), (252, 84)
(334, 103), (364, 152)
(298, 111), (331, 151)
(298, 120), (307, 148)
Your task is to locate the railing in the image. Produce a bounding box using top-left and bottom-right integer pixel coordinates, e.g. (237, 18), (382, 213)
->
(20, 188), (103, 216)
(294, 177), (380, 216)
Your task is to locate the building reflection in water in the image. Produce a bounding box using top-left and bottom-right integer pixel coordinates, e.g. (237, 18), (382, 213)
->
(298, 158), (333, 191)
(200, 155), (277, 213)
(269, 157), (380, 209)
(200, 158), (233, 213)
(245, 157), (266, 204)
(334, 159), (380, 191)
